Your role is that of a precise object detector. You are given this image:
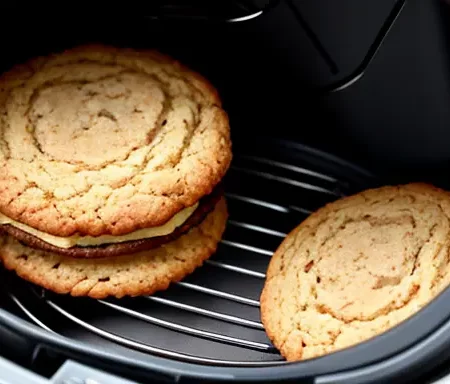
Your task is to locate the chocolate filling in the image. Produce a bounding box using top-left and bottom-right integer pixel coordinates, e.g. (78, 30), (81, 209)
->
(0, 186), (223, 259)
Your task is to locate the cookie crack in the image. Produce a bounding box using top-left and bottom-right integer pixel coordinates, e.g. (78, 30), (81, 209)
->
(153, 111), (202, 173)
(315, 281), (421, 324)
(145, 79), (173, 147)
(432, 244), (450, 290)
(68, 276), (89, 292)
(22, 71), (132, 161)
(408, 224), (438, 278)
(0, 115), (11, 159)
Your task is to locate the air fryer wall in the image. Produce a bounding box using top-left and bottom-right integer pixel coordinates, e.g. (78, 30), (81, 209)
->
(323, 0), (450, 178)
(242, 0), (450, 181)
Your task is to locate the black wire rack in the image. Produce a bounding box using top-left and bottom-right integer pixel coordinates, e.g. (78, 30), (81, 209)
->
(2, 138), (376, 367)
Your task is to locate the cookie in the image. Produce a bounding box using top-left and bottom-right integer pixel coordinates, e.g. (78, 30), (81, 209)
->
(260, 183), (450, 361)
(1, 185), (223, 258)
(0, 198), (227, 299)
(0, 44), (232, 237)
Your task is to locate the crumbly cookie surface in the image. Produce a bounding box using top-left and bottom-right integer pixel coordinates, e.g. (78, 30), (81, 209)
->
(261, 183), (450, 361)
(0, 198), (227, 299)
(0, 45), (231, 236)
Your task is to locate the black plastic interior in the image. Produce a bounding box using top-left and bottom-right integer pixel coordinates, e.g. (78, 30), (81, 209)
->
(2, 1), (450, 383)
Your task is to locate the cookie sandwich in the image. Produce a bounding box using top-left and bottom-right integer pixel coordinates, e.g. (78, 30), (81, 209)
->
(0, 45), (232, 299)
(261, 183), (450, 361)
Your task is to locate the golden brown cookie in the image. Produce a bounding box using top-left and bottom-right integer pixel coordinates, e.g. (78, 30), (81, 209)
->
(0, 198), (228, 299)
(260, 183), (450, 361)
(0, 44), (231, 237)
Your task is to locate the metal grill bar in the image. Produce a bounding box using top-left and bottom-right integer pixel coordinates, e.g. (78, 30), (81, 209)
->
(226, 192), (314, 217)
(289, 205), (313, 215)
(46, 299), (281, 365)
(238, 155), (338, 182)
(220, 240), (273, 256)
(205, 260), (266, 278)
(231, 166), (341, 195)
(98, 300), (269, 351)
(225, 193), (290, 213)
(146, 296), (264, 329)
(175, 282), (260, 307)
(228, 220), (286, 238)
(9, 293), (55, 334)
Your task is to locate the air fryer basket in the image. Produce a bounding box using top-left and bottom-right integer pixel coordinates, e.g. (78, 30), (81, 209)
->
(2, 1), (450, 383)
(4, 138), (450, 384)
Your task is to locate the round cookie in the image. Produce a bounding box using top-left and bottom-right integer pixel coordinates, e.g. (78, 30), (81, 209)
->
(0, 44), (231, 237)
(0, 198), (228, 299)
(260, 183), (450, 361)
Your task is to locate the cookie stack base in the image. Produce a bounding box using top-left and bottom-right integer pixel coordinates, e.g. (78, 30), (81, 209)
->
(0, 198), (228, 299)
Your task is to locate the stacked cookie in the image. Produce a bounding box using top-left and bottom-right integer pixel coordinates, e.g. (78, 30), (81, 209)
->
(0, 45), (231, 299)
(2, 44), (450, 364)
(261, 183), (450, 361)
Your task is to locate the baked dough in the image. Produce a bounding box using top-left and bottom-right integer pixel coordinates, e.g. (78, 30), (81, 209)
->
(0, 45), (231, 237)
(261, 183), (450, 361)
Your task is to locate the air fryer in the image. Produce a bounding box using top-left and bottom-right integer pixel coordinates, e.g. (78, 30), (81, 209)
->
(1, 1), (450, 383)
